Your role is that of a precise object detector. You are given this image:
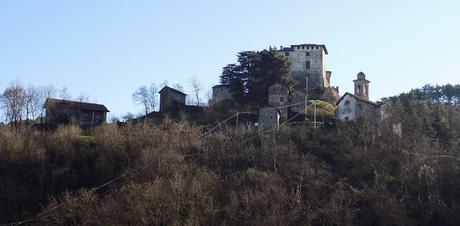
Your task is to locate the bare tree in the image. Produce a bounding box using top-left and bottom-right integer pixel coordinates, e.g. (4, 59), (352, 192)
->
(188, 76), (202, 105)
(160, 80), (168, 89)
(24, 85), (41, 120)
(133, 83), (158, 115)
(76, 93), (90, 102)
(37, 84), (57, 121)
(1, 81), (27, 127)
(147, 83), (159, 111)
(59, 86), (71, 100)
(173, 83), (184, 92)
(205, 87), (213, 106)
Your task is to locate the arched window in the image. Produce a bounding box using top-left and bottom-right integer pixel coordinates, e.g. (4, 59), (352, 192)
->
(357, 85), (361, 93)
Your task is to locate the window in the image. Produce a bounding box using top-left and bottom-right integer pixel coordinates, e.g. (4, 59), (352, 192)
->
(306, 61), (310, 69)
(302, 46), (305, 49)
(280, 97), (285, 103)
(306, 52), (310, 56)
(285, 52), (289, 56)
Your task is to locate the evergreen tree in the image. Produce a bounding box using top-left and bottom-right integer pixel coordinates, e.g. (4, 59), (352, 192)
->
(219, 49), (296, 105)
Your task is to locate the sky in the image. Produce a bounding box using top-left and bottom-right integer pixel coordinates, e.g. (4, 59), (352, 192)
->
(0, 0), (459, 118)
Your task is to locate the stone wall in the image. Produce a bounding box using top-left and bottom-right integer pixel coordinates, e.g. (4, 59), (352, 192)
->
(258, 107), (280, 130)
(212, 85), (233, 103)
(276, 44), (328, 92)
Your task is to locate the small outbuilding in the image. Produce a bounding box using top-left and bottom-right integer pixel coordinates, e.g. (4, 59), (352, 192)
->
(258, 106), (281, 130)
(212, 85), (233, 104)
(159, 86), (186, 112)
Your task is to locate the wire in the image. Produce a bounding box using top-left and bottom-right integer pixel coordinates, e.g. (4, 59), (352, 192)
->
(0, 167), (145, 226)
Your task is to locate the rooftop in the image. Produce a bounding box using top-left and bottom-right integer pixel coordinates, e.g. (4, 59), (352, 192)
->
(279, 44), (328, 54)
(337, 92), (379, 107)
(159, 86), (187, 96)
(44, 98), (110, 112)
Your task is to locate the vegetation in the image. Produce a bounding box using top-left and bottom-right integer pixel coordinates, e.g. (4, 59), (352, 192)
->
(220, 49), (296, 105)
(0, 84), (459, 225)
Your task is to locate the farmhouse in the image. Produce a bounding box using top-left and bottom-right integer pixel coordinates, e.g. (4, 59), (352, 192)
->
(44, 98), (109, 126)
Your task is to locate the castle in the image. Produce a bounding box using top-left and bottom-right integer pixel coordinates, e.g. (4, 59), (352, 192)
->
(212, 44), (340, 105)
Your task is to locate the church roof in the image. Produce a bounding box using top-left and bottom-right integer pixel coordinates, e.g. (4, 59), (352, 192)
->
(353, 71), (370, 82)
(336, 92), (379, 107)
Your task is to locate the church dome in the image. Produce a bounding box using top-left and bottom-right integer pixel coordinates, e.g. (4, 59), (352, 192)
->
(357, 72), (366, 80)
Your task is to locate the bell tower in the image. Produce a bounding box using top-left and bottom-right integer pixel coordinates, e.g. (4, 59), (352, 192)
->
(353, 72), (370, 100)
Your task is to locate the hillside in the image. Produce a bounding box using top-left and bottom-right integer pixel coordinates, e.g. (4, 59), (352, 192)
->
(0, 86), (459, 225)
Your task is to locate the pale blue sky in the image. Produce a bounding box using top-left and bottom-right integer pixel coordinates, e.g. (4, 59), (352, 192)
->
(1, 0), (459, 117)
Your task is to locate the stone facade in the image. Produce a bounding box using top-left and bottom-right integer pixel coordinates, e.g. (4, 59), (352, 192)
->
(44, 98), (109, 126)
(276, 44), (329, 95)
(159, 86), (186, 112)
(258, 107), (280, 130)
(212, 85), (233, 103)
(268, 84), (289, 107)
(335, 72), (379, 121)
(353, 72), (370, 100)
(335, 93), (379, 121)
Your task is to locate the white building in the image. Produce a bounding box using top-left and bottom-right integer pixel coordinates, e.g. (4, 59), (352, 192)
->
(336, 72), (380, 121)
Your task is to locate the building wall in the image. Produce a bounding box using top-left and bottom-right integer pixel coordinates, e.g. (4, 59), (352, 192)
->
(268, 84), (288, 107)
(45, 106), (106, 126)
(160, 91), (186, 112)
(289, 90), (306, 114)
(335, 94), (358, 121)
(335, 94), (378, 121)
(276, 45), (328, 91)
(212, 85), (233, 103)
(258, 107), (280, 130)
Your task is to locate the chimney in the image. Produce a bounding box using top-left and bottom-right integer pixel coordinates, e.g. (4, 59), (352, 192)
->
(326, 71), (332, 84)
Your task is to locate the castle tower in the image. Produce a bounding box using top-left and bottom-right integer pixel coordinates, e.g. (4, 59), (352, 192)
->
(276, 44), (329, 93)
(353, 72), (370, 100)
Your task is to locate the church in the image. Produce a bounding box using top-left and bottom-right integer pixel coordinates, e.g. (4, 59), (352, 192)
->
(335, 72), (381, 121)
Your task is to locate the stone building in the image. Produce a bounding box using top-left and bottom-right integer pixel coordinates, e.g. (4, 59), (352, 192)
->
(159, 86), (186, 112)
(276, 44), (339, 103)
(335, 72), (379, 121)
(44, 98), (109, 126)
(267, 83), (289, 107)
(258, 106), (280, 130)
(212, 85), (233, 104)
(276, 44), (330, 92)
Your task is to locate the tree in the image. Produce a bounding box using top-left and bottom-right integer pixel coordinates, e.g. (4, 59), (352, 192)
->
(188, 76), (202, 105)
(24, 85), (41, 120)
(59, 86), (71, 100)
(76, 93), (90, 102)
(1, 81), (27, 127)
(133, 83), (158, 115)
(219, 49), (295, 105)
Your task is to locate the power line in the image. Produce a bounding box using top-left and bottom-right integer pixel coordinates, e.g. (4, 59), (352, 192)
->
(0, 167), (145, 226)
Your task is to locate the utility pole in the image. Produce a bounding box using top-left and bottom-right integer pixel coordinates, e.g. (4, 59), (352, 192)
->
(313, 101), (317, 130)
(305, 75), (309, 122)
(235, 112), (239, 135)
